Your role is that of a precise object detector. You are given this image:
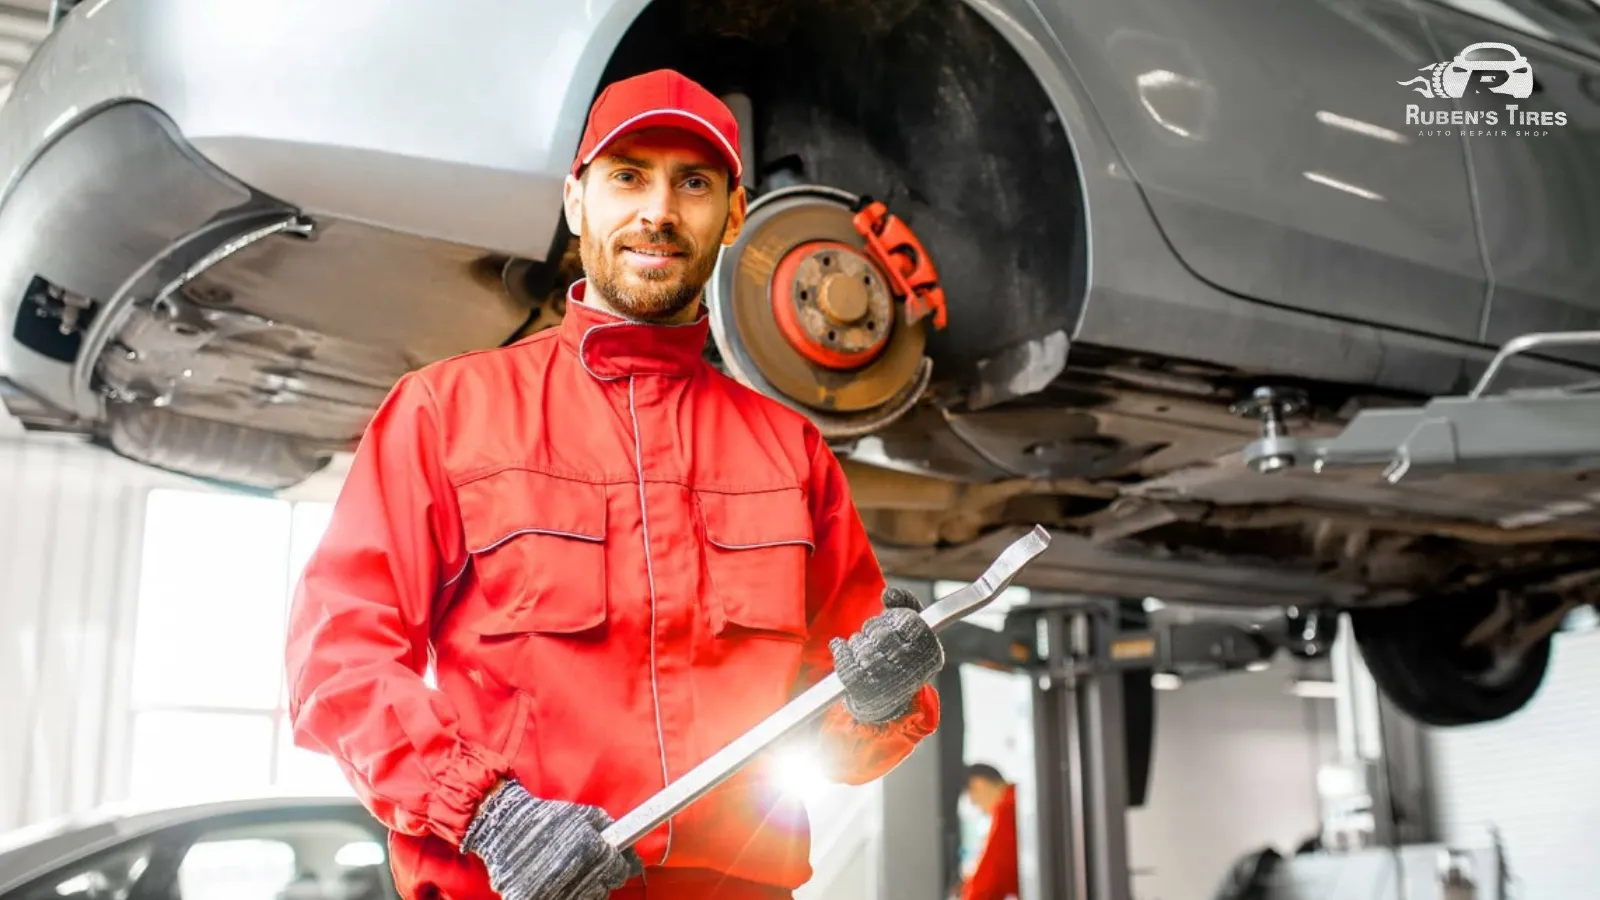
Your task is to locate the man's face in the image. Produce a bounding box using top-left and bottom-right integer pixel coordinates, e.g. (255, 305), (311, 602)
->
(967, 777), (1004, 815)
(563, 127), (747, 323)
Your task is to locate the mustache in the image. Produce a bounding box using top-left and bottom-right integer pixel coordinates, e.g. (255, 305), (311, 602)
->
(614, 230), (692, 255)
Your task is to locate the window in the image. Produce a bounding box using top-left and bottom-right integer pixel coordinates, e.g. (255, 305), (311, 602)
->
(128, 489), (347, 801)
(175, 818), (394, 900)
(178, 838), (297, 900)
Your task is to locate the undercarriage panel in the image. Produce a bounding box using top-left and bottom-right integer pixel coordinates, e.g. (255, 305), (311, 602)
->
(1130, 454), (1600, 535)
(94, 214), (532, 446)
(0, 102), (537, 487)
(875, 524), (1368, 608)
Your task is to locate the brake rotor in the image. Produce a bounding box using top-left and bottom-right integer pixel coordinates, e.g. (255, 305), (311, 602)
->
(707, 186), (927, 417)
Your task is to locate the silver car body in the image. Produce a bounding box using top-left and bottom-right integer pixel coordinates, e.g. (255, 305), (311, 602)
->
(0, 794), (386, 897)
(1, 0), (1598, 615)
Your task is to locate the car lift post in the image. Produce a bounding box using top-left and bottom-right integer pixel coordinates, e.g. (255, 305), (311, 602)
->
(1028, 600), (1132, 900)
(1010, 596), (1284, 900)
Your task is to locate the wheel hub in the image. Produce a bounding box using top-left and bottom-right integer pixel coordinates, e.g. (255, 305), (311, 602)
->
(706, 185), (930, 425)
(771, 240), (894, 370)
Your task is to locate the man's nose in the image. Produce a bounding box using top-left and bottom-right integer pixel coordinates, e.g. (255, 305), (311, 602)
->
(638, 179), (682, 230)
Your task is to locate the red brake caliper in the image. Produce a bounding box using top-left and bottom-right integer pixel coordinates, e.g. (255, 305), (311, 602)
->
(850, 199), (949, 330)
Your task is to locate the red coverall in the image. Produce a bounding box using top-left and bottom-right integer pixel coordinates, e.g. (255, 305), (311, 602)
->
(284, 280), (940, 900)
(961, 785), (1019, 900)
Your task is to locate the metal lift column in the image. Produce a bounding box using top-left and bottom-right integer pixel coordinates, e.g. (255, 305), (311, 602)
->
(1013, 595), (1285, 899)
(1025, 599), (1133, 900)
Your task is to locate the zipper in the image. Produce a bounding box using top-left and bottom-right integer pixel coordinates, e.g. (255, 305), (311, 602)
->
(628, 375), (673, 865)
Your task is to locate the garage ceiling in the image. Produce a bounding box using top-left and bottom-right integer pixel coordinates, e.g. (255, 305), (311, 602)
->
(0, 1), (51, 107)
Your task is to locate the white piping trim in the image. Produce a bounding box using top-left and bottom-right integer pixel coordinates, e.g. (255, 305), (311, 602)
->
(469, 527), (604, 555)
(576, 319), (635, 382)
(629, 376), (674, 863)
(707, 537), (816, 553)
(582, 108), (743, 180)
(572, 292), (709, 380)
(442, 557), (471, 589)
(443, 526), (604, 589)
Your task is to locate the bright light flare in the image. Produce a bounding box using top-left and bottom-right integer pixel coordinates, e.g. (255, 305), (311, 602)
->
(769, 746), (830, 803)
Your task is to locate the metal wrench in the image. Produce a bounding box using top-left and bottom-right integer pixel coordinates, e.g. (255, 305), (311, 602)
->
(601, 524), (1053, 851)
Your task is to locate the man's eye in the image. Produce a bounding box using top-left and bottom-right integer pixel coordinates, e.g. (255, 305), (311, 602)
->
(612, 171), (637, 184)
(685, 177), (710, 190)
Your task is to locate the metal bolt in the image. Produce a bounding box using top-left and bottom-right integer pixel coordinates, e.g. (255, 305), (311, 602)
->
(1231, 386), (1308, 473)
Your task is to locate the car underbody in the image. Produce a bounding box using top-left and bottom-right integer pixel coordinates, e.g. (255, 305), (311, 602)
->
(4, 0), (1597, 727)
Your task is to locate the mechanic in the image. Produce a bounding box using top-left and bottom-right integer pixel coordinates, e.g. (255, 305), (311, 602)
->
(960, 763), (1019, 900)
(283, 68), (945, 900)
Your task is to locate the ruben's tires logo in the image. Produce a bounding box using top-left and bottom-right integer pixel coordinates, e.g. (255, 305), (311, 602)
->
(1400, 42), (1534, 99)
(1399, 42), (1566, 136)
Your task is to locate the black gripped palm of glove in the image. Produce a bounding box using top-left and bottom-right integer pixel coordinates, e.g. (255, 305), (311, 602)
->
(830, 586), (946, 725)
(461, 780), (643, 900)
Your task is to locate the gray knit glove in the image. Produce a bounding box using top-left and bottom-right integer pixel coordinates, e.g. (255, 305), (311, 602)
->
(461, 781), (640, 900)
(830, 586), (945, 724)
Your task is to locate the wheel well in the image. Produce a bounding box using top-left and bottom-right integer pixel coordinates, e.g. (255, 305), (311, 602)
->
(599, 0), (1088, 387)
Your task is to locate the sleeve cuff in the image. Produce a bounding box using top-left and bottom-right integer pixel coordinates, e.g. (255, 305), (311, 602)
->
(818, 682), (942, 784)
(826, 682), (941, 736)
(425, 740), (513, 845)
(894, 683), (941, 738)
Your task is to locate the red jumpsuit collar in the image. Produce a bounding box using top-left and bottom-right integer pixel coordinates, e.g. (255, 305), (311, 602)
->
(560, 278), (711, 380)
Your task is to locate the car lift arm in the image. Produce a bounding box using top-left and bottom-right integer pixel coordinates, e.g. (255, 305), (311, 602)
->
(1241, 331), (1600, 485)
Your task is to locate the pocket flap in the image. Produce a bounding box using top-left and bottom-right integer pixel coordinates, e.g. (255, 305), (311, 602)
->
(458, 469), (608, 554)
(698, 488), (813, 641)
(698, 487), (815, 552)
(456, 469), (608, 636)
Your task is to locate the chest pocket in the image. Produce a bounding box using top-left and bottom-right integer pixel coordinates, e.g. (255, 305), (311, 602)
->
(456, 469), (609, 636)
(696, 487), (814, 641)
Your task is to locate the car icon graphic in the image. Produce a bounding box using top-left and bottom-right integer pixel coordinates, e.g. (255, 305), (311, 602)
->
(1441, 41), (1534, 98)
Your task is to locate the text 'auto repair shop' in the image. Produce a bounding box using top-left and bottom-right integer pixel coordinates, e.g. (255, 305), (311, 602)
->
(3, 1), (1600, 899)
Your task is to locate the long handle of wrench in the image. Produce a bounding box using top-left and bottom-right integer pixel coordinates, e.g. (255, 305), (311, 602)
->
(601, 525), (1052, 851)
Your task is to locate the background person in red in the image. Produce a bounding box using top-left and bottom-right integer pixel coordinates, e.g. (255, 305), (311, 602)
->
(961, 763), (1020, 900)
(282, 68), (945, 900)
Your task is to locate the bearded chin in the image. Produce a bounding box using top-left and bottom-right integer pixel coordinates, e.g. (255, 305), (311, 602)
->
(595, 266), (702, 322)
(579, 214), (724, 323)
(578, 240), (710, 324)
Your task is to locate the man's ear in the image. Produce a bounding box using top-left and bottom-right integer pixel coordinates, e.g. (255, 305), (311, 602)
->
(722, 184), (749, 247)
(563, 173), (584, 236)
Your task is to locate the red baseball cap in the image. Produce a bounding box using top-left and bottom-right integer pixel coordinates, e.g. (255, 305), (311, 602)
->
(571, 69), (743, 182)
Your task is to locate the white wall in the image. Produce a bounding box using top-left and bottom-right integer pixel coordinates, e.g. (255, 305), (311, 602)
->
(1427, 627), (1600, 900)
(1127, 662), (1337, 900)
(0, 436), (185, 831)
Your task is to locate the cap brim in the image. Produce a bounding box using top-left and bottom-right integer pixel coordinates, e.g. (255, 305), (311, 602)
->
(575, 108), (743, 181)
